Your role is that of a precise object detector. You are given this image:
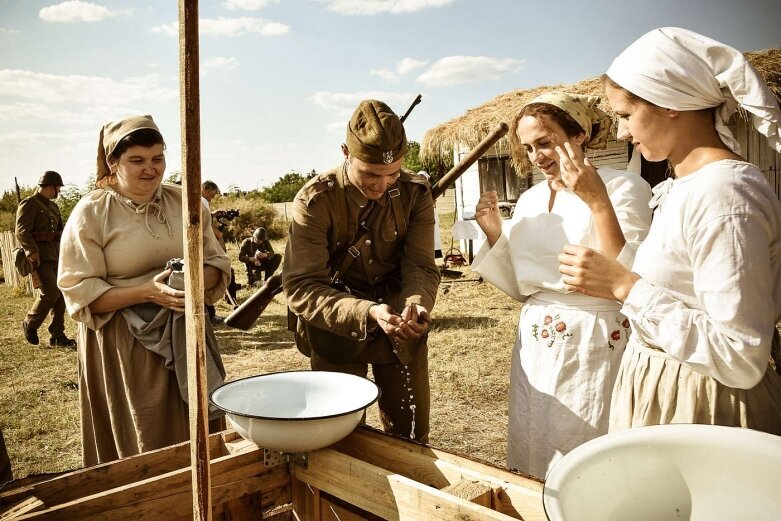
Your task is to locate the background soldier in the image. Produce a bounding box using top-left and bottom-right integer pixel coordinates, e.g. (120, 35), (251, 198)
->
(283, 99), (440, 442)
(239, 227), (281, 286)
(16, 171), (75, 347)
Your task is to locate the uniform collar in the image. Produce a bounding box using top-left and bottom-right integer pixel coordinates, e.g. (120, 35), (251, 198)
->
(340, 160), (387, 208)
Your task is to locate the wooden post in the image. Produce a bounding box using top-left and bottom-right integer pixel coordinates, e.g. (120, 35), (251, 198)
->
(179, 1), (211, 520)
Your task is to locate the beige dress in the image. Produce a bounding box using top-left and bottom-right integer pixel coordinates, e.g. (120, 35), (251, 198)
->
(612, 161), (781, 433)
(58, 183), (231, 465)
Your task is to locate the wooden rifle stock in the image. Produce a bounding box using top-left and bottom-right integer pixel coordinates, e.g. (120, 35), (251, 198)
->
(225, 122), (509, 331)
(430, 122), (509, 200)
(224, 273), (283, 330)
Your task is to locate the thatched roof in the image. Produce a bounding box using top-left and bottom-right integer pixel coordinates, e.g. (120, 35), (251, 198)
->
(421, 47), (781, 175)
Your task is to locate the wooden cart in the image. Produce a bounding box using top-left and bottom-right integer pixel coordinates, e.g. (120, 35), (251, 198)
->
(0, 427), (546, 521)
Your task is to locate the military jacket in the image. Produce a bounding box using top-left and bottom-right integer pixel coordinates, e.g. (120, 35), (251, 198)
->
(283, 162), (440, 358)
(15, 192), (64, 262)
(238, 238), (275, 264)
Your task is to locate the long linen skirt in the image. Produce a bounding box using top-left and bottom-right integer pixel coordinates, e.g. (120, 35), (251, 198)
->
(77, 316), (189, 466)
(610, 339), (781, 434)
(508, 301), (629, 479)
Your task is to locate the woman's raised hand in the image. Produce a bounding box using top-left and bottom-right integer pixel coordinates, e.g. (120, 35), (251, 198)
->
(143, 268), (186, 312)
(555, 143), (610, 208)
(475, 190), (502, 246)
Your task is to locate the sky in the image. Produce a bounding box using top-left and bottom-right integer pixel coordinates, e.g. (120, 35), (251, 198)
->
(1, 0), (780, 192)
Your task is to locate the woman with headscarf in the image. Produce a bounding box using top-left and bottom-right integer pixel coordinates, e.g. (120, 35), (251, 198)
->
(58, 115), (232, 465)
(472, 92), (653, 478)
(559, 28), (781, 433)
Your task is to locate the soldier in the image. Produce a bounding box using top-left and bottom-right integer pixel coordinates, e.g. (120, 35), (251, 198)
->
(16, 171), (75, 347)
(283, 99), (440, 442)
(239, 227), (281, 286)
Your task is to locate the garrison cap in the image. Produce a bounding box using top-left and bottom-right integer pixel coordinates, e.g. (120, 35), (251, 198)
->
(38, 170), (64, 186)
(346, 100), (407, 165)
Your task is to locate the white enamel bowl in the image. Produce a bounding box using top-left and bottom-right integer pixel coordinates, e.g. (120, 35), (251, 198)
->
(543, 424), (781, 521)
(209, 371), (379, 453)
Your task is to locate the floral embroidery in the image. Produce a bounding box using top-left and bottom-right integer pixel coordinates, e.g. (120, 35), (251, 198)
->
(608, 317), (632, 350)
(531, 313), (573, 347)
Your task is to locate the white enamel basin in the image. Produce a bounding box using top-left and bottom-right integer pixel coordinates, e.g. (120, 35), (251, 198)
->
(209, 370), (379, 453)
(543, 424), (781, 521)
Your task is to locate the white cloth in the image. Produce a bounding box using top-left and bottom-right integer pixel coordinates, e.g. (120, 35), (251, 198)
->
(472, 168), (652, 478)
(607, 27), (781, 154)
(622, 159), (781, 389)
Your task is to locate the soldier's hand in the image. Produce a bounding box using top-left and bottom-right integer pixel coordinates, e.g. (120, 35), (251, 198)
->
(368, 303), (404, 338)
(143, 269), (186, 312)
(397, 304), (431, 340)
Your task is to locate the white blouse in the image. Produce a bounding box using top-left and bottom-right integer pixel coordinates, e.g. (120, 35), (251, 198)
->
(623, 160), (781, 389)
(473, 168), (652, 307)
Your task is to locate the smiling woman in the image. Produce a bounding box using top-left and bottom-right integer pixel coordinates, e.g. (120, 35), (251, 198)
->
(56, 115), (232, 466)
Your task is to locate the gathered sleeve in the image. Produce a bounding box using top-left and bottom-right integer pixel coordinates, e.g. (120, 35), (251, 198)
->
(58, 200), (116, 330)
(472, 233), (529, 302)
(623, 212), (776, 389)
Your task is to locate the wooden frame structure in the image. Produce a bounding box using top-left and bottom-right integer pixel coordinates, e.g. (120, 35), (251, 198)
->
(0, 427), (546, 521)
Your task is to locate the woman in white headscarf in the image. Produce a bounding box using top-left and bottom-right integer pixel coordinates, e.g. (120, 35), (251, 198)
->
(559, 28), (781, 433)
(58, 115), (232, 465)
(472, 92), (652, 478)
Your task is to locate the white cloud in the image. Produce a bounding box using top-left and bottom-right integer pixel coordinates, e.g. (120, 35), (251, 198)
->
(0, 69), (177, 105)
(39, 1), (121, 23)
(370, 69), (400, 83)
(223, 0), (279, 10)
(372, 58), (428, 83)
(152, 17), (290, 37)
(318, 0), (455, 15)
(203, 56), (239, 71)
(396, 58), (427, 75)
(0, 102), (89, 123)
(416, 56), (524, 87)
(0, 28), (20, 34)
(311, 91), (419, 115)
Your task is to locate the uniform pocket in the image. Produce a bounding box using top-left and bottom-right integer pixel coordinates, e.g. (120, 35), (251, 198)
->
(380, 221), (398, 242)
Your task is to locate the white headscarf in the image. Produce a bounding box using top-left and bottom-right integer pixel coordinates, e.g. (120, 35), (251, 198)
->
(607, 27), (781, 154)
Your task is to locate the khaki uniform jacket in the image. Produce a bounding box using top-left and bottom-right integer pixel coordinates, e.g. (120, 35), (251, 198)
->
(15, 192), (63, 262)
(283, 162), (440, 362)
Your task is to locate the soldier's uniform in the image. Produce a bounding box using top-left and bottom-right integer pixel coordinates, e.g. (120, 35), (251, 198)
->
(238, 230), (282, 285)
(283, 100), (440, 442)
(16, 171), (72, 346)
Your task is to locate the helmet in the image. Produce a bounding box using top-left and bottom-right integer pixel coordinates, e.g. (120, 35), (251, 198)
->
(38, 171), (64, 187)
(252, 227), (267, 241)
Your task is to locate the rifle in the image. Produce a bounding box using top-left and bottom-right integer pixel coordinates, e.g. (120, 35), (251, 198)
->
(400, 94), (422, 124)
(224, 122), (509, 331)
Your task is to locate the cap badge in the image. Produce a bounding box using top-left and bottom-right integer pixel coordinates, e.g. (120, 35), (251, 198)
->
(382, 150), (394, 164)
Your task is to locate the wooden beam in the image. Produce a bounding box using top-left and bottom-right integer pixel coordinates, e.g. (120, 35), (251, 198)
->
(178, 0), (211, 520)
(11, 448), (279, 520)
(292, 448), (519, 521)
(441, 479), (493, 508)
(331, 428), (545, 520)
(0, 433), (236, 511)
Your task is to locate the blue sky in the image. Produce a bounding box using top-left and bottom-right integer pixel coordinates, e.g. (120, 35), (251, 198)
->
(1, 0), (780, 191)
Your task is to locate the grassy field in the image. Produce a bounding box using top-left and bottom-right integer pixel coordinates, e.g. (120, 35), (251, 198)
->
(0, 213), (522, 480)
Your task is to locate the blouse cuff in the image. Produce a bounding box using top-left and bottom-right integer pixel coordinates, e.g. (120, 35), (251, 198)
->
(621, 278), (660, 322)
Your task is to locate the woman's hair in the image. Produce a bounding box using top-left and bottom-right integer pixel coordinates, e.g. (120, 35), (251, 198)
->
(110, 128), (166, 161)
(509, 102), (593, 154)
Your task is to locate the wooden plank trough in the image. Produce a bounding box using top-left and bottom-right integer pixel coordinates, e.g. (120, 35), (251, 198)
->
(0, 427), (546, 521)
